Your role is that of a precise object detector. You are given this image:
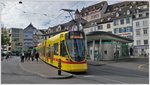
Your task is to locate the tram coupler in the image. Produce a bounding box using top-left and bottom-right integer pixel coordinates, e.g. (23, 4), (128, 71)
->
(58, 59), (61, 75)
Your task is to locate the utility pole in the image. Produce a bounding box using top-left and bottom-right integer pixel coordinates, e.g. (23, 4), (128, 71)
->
(61, 9), (80, 31)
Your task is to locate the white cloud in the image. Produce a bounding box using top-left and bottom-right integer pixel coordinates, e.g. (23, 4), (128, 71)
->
(1, 0), (119, 29)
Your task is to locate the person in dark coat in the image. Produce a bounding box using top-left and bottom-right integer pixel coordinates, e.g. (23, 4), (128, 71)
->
(35, 52), (39, 62)
(21, 51), (25, 62)
(25, 51), (28, 61)
(130, 48), (133, 56)
(5, 52), (10, 59)
(28, 51), (31, 60)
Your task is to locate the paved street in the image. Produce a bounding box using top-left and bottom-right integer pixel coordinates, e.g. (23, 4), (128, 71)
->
(1, 57), (149, 84)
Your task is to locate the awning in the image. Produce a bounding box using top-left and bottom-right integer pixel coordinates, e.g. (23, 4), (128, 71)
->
(86, 31), (133, 43)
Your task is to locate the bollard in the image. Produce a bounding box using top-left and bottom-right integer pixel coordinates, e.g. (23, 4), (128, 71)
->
(58, 59), (61, 75)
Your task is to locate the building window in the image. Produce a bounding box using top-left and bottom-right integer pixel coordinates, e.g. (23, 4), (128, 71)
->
(98, 25), (103, 30)
(123, 27), (127, 32)
(146, 13), (149, 16)
(114, 29), (117, 33)
(54, 43), (58, 55)
(107, 24), (110, 28)
(114, 20), (118, 26)
(136, 29), (140, 36)
(136, 40), (141, 45)
(136, 22), (140, 27)
(144, 40), (148, 45)
(119, 28), (122, 33)
(91, 14), (99, 19)
(139, 14), (142, 17)
(120, 19), (124, 24)
(132, 15), (136, 19)
(143, 20), (148, 26)
(143, 28), (148, 35)
(129, 27), (133, 32)
(126, 18), (130, 24)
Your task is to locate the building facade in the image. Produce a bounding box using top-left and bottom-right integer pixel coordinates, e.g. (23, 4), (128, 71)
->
(23, 23), (37, 51)
(133, 10), (149, 56)
(8, 28), (23, 53)
(33, 29), (46, 45)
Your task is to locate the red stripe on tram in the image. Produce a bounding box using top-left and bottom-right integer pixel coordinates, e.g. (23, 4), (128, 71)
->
(46, 57), (86, 64)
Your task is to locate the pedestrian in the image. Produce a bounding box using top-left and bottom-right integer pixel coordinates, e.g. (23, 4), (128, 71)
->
(35, 52), (39, 62)
(28, 51), (31, 60)
(5, 52), (10, 59)
(25, 51), (28, 61)
(31, 52), (34, 61)
(130, 47), (133, 56)
(21, 51), (25, 62)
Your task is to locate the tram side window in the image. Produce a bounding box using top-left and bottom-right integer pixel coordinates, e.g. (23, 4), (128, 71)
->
(43, 46), (45, 56)
(60, 41), (67, 56)
(54, 43), (58, 55)
(46, 46), (51, 57)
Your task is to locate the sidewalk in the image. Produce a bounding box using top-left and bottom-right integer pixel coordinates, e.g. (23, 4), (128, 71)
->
(19, 59), (73, 79)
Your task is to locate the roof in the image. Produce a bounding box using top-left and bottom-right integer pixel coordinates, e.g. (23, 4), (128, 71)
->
(39, 30), (46, 34)
(75, 9), (80, 14)
(24, 23), (36, 30)
(86, 31), (133, 43)
(80, 1), (107, 16)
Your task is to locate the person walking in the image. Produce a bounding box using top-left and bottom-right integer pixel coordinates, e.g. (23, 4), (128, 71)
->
(24, 51), (28, 61)
(35, 52), (39, 62)
(5, 52), (10, 59)
(21, 51), (25, 62)
(28, 51), (31, 60)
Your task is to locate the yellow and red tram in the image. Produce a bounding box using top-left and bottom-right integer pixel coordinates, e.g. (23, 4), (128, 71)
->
(37, 31), (87, 72)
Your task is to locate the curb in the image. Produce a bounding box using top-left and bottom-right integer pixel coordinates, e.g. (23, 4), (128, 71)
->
(19, 63), (73, 79)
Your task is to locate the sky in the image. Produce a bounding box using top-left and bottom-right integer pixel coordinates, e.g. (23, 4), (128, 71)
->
(0, 0), (121, 29)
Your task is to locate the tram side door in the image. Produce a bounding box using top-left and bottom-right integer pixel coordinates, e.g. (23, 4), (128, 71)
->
(50, 46), (54, 63)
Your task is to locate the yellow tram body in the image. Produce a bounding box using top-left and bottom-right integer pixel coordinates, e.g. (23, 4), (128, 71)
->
(37, 31), (87, 72)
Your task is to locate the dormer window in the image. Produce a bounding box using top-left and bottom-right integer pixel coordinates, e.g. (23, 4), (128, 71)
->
(130, 6), (132, 8)
(133, 1), (136, 4)
(101, 19), (104, 22)
(119, 8), (122, 11)
(114, 7), (118, 11)
(127, 10), (130, 15)
(136, 9), (139, 13)
(116, 12), (119, 17)
(108, 17), (111, 20)
(93, 6), (95, 9)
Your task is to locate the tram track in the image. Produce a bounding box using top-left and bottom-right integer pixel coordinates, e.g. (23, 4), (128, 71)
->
(71, 70), (127, 84)
(71, 64), (148, 84)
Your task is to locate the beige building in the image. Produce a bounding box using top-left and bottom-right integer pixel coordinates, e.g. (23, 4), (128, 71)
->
(8, 28), (23, 53)
(79, 1), (108, 22)
(33, 29), (46, 45)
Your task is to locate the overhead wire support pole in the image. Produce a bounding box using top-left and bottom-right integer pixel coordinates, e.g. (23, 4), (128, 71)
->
(61, 9), (80, 31)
